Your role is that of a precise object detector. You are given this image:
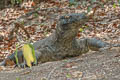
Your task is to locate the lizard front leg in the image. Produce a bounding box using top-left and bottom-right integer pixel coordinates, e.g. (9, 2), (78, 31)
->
(86, 38), (110, 51)
(0, 50), (40, 67)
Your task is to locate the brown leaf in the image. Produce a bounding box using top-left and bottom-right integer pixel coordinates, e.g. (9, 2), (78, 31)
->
(5, 59), (15, 66)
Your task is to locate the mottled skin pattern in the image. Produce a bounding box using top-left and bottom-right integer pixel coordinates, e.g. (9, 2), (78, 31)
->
(0, 13), (119, 67)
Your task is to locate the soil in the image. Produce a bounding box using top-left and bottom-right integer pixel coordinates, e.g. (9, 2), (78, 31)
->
(0, 48), (120, 80)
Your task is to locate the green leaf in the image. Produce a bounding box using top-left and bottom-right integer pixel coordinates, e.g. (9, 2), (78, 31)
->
(82, 1), (87, 6)
(21, 21), (25, 25)
(79, 28), (84, 32)
(63, 59), (68, 62)
(113, 3), (116, 8)
(87, 6), (91, 13)
(44, 31), (48, 36)
(66, 74), (71, 78)
(69, 0), (75, 3)
(15, 44), (20, 67)
(69, 0), (77, 7)
(34, 13), (39, 17)
(119, 0), (120, 5)
(18, 0), (22, 3)
(83, 25), (88, 28)
(101, 2), (104, 8)
(16, 77), (20, 80)
(91, 0), (96, 3)
(11, 0), (15, 5)
(22, 44), (34, 67)
(29, 43), (37, 65)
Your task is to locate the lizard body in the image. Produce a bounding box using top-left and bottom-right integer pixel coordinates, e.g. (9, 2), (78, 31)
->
(0, 13), (119, 67)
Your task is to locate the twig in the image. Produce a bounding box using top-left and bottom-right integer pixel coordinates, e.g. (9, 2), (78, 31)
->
(47, 63), (64, 80)
(47, 66), (58, 80)
(14, 22), (30, 39)
(8, 22), (30, 41)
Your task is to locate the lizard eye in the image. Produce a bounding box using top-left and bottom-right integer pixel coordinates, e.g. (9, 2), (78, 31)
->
(62, 24), (69, 30)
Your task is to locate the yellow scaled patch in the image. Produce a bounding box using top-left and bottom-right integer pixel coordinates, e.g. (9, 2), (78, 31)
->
(22, 44), (34, 67)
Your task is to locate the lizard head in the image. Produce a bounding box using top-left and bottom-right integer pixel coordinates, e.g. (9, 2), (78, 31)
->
(56, 13), (88, 40)
(59, 12), (88, 26)
(59, 13), (88, 32)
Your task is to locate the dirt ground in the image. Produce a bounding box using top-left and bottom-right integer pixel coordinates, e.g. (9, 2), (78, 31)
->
(0, 48), (120, 80)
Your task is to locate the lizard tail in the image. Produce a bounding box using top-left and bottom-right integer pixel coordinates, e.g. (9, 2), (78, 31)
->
(112, 44), (120, 47)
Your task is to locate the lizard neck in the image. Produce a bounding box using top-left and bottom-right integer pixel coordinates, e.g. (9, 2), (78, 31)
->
(54, 22), (80, 46)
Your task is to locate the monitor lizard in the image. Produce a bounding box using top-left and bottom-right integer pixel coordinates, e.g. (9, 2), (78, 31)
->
(0, 12), (120, 67)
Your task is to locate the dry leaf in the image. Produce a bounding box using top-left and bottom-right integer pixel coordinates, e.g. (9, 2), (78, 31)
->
(22, 44), (34, 67)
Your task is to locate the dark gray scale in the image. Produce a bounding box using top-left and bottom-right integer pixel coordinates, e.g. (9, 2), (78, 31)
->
(87, 38), (109, 51)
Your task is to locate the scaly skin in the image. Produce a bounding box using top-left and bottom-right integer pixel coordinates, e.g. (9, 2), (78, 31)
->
(0, 13), (119, 67)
